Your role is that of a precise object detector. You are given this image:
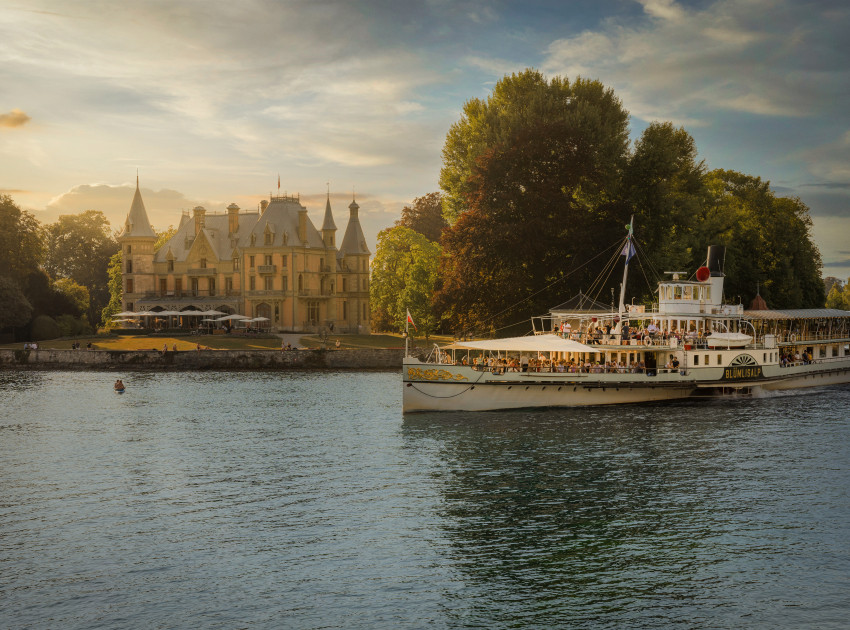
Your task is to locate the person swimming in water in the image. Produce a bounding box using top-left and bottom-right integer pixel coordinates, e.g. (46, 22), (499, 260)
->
(114, 379), (125, 391)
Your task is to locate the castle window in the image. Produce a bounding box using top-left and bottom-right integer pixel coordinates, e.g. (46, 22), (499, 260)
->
(342, 278), (348, 292)
(298, 274), (303, 292)
(126, 245), (132, 254)
(265, 254), (273, 266)
(281, 255), (287, 267)
(159, 279), (167, 296)
(209, 278), (216, 296)
(265, 232), (273, 245)
(251, 234), (256, 245)
(226, 278), (233, 294)
(175, 279), (182, 295)
(126, 259), (133, 273)
(167, 260), (174, 272)
(200, 258), (207, 269)
(233, 257), (240, 270)
(126, 279), (133, 293)
(308, 301), (319, 325)
(127, 302), (134, 312)
(249, 276), (256, 291)
(342, 301), (348, 319)
(264, 277), (273, 290)
(282, 276), (288, 291)
(249, 255), (255, 268)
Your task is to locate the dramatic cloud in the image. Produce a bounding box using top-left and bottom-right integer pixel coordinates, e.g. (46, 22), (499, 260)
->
(0, 109), (30, 128)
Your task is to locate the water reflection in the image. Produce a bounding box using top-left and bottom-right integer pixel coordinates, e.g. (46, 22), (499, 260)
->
(402, 397), (842, 625)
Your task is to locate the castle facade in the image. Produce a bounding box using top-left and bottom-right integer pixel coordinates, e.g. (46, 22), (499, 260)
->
(118, 178), (371, 333)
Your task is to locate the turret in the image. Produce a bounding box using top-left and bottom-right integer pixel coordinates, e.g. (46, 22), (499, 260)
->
(118, 175), (157, 312)
(321, 192), (337, 248)
(193, 205), (206, 236)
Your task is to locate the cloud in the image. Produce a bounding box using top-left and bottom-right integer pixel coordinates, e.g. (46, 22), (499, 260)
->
(541, 0), (850, 123)
(823, 258), (850, 268)
(0, 109), (31, 128)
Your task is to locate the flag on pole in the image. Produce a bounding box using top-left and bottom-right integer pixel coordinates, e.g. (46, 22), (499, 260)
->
(277, 174), (280, 191)
(620, 240), (636, 263)
(406, 309), (417, 331)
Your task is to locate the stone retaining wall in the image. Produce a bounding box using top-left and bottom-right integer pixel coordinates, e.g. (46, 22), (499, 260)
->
(0, 348), (411, 371)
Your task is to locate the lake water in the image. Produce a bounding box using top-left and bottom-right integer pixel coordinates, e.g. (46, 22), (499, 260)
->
(1, 370), (849, 629)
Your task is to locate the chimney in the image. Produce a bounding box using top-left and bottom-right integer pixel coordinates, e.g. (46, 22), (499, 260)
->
(193, 205), (206, 236)
(298, 208), (307, 243)
(260, 199), (269, 213)
(227, 203), (239, 234)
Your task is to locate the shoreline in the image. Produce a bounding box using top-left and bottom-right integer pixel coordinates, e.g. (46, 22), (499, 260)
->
(0, 348), (408, 371)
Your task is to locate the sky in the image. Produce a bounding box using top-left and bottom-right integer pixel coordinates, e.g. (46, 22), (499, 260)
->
(2, 0), (850, 280)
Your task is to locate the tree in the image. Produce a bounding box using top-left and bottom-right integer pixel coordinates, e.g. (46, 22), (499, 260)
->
(624, 122), (711, 276)
(155, 226), (177, 252)
(370, 226), (441, 337)
(44, 210), (118, 325)
(826, 279), (850, 310)
(101, 251), (123, 327)
(0, 194), (44, 282)
(440, 70), (630, 225)
(395, 193), (447, 243)
(703, 170), (824, 308)
(53, 277), (90, 318)
(0, 275), (33, 334)
(436, 71), (631, 332)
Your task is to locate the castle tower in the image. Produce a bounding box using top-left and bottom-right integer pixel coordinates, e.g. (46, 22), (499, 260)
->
(118, 175), (157, 313)
(338, 196), (371, 333)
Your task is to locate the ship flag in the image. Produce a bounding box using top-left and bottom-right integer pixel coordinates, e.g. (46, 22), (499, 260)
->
(620, 240), (636, 263)
(406, 309), (417, 331)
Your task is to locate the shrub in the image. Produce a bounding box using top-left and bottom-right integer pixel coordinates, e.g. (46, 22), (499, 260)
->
(30, 315), (61, 341)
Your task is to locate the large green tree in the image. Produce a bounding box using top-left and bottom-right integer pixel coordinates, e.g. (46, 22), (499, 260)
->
(0, 275), (33, 334)
(0, 194), (44, 282)
(440, 70), (630, 225)
(44, 210), (118, 325)
(370, 226), (441, 337)
(436, 71), (632, 332)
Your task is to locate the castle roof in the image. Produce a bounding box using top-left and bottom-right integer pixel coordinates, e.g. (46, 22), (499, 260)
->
(121, 176), (156, 239)
(338, 198), (371, 257)
(321, 194), (337, 231)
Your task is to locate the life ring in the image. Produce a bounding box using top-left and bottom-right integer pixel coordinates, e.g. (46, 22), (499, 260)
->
(789, 333), (796, 343)
(643, 336), (653, 346)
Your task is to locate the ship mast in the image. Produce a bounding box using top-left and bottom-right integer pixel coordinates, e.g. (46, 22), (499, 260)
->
(617, 216), (635, 321)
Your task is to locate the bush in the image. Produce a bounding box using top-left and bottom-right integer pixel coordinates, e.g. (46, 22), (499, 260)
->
(56, 314), (93, 337)
(30, 315), (61, 341)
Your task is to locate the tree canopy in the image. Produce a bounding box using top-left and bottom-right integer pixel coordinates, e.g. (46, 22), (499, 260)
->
(370, 225), (441, 337)
(44, 210), (118, 325)
(434, 69), (826, 334)
(395, 192), (447, 243)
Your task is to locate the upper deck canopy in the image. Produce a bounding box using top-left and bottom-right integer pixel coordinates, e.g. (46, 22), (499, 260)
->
(744, 309), (850, 320)
(443, 334), (600, 353)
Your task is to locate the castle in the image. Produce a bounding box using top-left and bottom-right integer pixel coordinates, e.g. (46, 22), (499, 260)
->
(118, 177), (371, 333)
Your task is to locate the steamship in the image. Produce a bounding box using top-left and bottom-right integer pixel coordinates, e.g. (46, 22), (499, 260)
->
(402, 225), (850, 413)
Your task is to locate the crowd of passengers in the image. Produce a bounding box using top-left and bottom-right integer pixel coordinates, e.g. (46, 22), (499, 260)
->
(447, 355), (684, 375)
(780, 348), (814, 367)
(556, 321), (713, 345)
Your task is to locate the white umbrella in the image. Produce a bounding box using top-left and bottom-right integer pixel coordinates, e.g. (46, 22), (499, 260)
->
(157, 310), (182, 316)
(199, 309), (225, 316)
(216, 314), (249, 321)
(136, 311), (156, 316)
(252, 317), (270, 321)
(114, 311), (137, 317)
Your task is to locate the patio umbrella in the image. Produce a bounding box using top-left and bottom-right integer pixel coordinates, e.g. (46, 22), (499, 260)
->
(114, 311), (137, 317)
(215, 314), (249, 321)
(199, 309), (225, 316)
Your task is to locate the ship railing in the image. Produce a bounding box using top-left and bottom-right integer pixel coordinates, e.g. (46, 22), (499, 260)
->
(463, 364), (689, 376)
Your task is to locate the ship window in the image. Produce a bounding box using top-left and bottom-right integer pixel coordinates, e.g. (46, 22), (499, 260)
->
(764, 353), (767, 362)
(684, 286), (692, 300)
(717, 354), (722, 365)
(706, 287), (711, 300)
(705, 354), (709, 365)
(674, 286), (682, 299)
(694, 355), (699, 365)
(666, 286), (672, 300)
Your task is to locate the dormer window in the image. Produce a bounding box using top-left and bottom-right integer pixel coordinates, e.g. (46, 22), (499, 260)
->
(233, 256), (240, 271)
(167, 260), (174, 272)
(200, 258), (207, 269)
(265, 232), (273, 245)
(251, 234), (256, 246)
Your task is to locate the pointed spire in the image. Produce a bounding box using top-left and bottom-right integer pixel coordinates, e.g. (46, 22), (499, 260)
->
(322, 189), (337, 231)
(122, 174), (156, 238)
(339, 193), (370, 256)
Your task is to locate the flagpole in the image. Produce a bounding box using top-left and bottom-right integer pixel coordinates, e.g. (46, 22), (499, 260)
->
(617, 215), (635, 325)
(404, 309), (409, 357)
